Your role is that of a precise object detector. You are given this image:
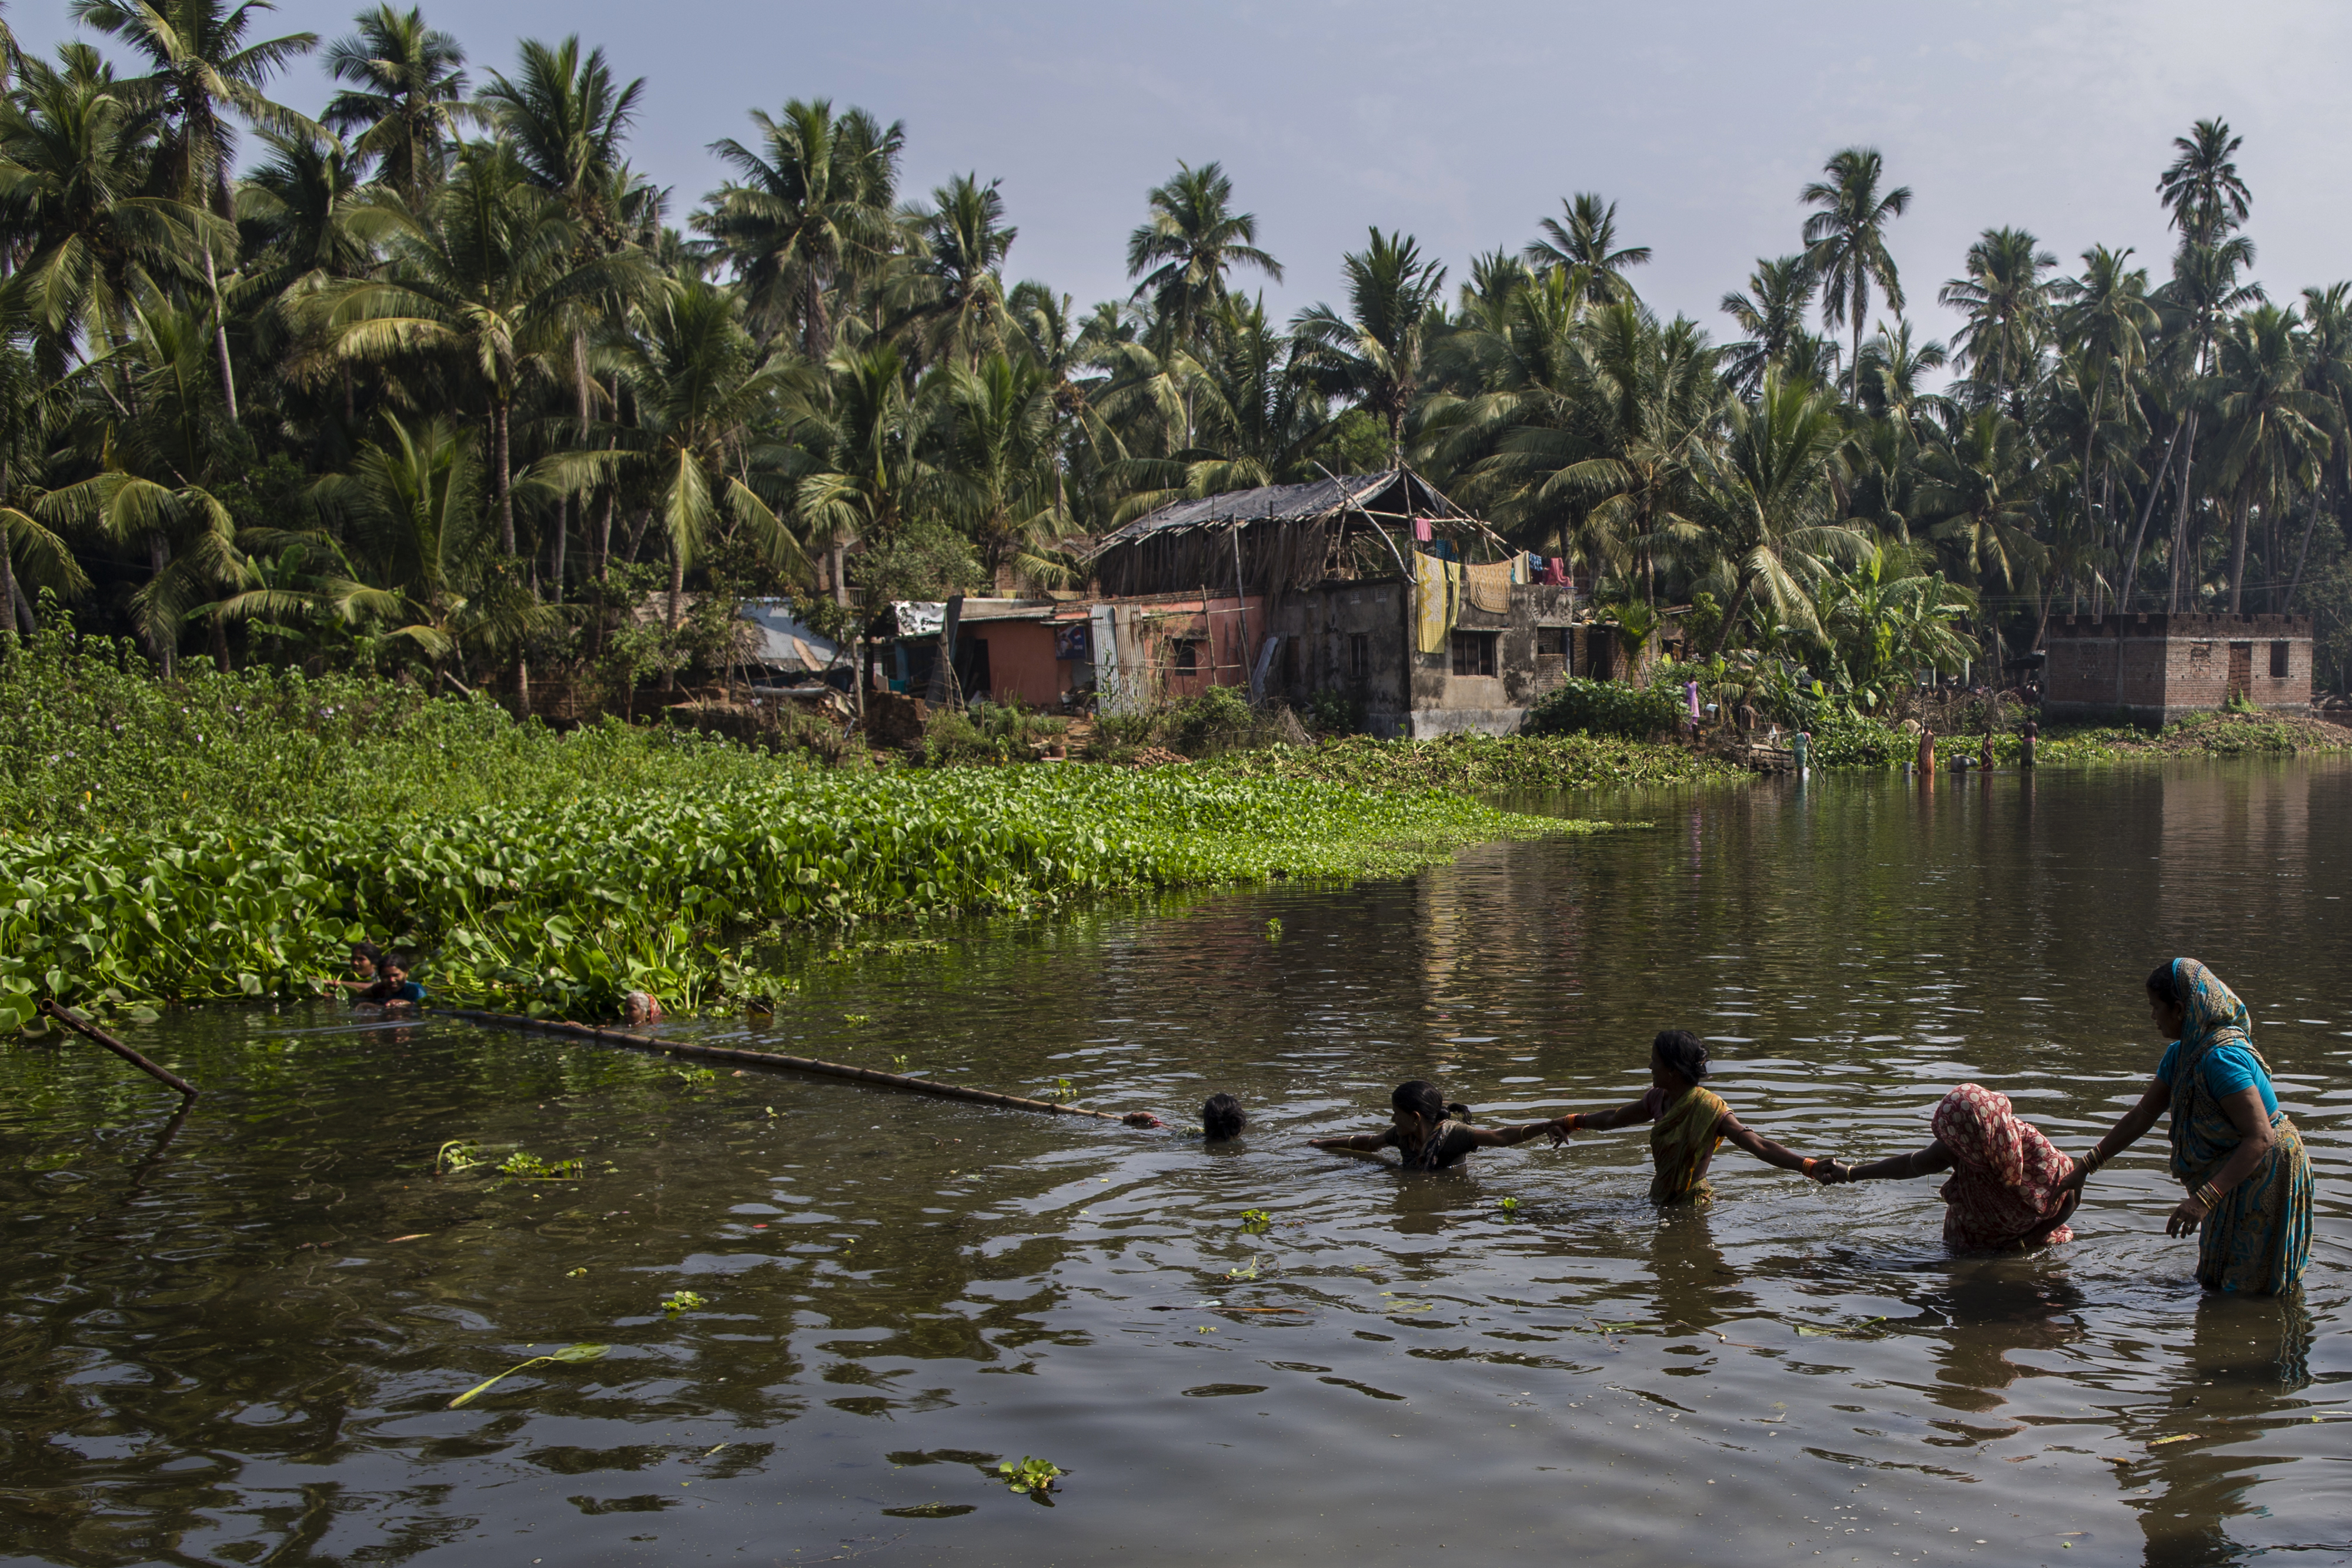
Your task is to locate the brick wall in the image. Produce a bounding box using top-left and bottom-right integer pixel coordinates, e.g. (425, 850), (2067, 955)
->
(2043, 613), (2313, 722)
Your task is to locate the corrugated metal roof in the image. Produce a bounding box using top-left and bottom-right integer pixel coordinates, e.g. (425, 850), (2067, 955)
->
(739, 600), (841, 672)
(1088, 472), (1400, 551)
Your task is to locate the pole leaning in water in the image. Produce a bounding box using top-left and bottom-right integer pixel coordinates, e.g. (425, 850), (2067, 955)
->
(442, 1009), (1160, 1125)
(39, 999), (201, 1102)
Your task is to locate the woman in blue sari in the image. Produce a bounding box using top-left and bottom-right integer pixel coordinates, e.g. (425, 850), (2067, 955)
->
(2061, 958), (2313, 1295)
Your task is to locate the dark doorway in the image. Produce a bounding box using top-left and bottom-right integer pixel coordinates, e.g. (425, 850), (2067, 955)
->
(2227, 641), (2253, 701)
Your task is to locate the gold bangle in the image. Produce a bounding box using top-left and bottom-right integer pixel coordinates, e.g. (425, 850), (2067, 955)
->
(2194, 1182), (2221, 1208)
(2078, 1148), (2104, 1176)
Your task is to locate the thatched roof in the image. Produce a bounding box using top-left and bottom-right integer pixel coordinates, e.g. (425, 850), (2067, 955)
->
(1085, 469), (1499, 599)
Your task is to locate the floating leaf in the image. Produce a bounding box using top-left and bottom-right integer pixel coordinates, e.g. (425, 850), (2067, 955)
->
(446, 1343), (609, 1409)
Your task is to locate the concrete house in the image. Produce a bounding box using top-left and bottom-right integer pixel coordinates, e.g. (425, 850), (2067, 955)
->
(2042, 612), (2314, 723)
(1083, 470), (1593, 737)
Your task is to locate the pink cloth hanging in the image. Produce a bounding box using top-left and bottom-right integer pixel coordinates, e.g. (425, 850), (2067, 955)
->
(1412, 517), (1434, 542)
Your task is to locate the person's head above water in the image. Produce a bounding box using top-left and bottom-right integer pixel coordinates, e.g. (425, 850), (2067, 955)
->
(1649, 1029), (1710, 1091)
(1201, 1092), (1245, 1141)
(380, 952), (409, 983)
(1388, 1080), (1469, 1131)
(349, 942), (383, 978)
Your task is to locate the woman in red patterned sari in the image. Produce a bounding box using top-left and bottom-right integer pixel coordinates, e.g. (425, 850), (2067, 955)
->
(1819, 1083), (2079, 1251)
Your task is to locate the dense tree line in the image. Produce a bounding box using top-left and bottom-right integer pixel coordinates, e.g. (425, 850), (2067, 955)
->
(0, 1), (2346, 700)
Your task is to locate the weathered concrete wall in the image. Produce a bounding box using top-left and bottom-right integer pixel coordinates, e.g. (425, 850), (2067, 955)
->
(1263, 580), (1414, 735)
(965, 621), (1061, 707)
(2043, 612), (2313, 723)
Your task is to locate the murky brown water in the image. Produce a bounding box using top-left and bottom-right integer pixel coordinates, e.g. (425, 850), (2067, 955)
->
(4, 760), (2347, 1567)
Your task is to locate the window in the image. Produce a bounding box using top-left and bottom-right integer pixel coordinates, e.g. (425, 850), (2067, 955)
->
(1449, 629), (1498, 677)
(2271, 640), (2291, 678)
(1173, 638), (1200, 674)
(1349, 632), (1369, 679)
(1279, 636), (1299, 688)
(1536, 627), (1568, 663)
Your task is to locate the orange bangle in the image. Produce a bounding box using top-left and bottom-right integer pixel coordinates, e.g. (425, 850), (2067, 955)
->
(1802, 1157), (1818, 1175)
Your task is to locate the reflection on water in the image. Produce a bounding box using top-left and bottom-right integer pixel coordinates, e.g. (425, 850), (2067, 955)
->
(2, 760), (2346, 1567)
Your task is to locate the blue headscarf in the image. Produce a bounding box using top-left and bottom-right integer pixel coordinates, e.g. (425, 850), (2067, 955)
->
(2163, 957), (2266, 1179)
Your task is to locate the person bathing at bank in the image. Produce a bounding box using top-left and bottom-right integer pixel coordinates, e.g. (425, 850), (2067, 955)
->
(326, 941), (387, 997)
(2054, 958), (2313, 1295)
(361, 953), (427, 1008)
(1549, 1030), (1820, 1201)
(1813, 1084), (2079, 1251)
(1307, 1080), (1563, 1171)
(1202, 1092), (1247, 1141)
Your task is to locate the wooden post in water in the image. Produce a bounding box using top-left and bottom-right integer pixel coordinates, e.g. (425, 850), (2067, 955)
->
(441, 1008), (1160, 1125)
(39, 1000), (201, 1102)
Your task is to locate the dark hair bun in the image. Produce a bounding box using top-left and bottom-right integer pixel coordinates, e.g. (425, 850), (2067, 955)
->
(1446, 1102), (1471, 1120)
(1652, 1029), (1710, 1081)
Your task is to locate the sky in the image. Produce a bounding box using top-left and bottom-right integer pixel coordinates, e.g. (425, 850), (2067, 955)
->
(15, 0), (2352, 355)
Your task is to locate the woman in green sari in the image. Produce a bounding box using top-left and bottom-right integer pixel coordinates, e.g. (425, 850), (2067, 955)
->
(1551, 1031), (1822, 1201)
(2060, 958), (2313, 1295)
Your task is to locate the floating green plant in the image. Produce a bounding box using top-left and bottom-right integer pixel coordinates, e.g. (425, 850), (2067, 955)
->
(998, 1456), (1063, 1497)
(1264, 917), (1282, 939)
(1496, 1196), (1520, 1215)
(672, 1067), (717, 1087)
(660, 1290), (706, 1315)
(497, 1151), (584, 1179)
(1239, 1208), (1272, 1232)
(435, 1139), (483, 1174)
(446, 1343), (608, 1409)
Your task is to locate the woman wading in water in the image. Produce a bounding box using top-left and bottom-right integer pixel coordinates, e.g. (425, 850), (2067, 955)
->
(2057, 958), (2313, 1295)
(1551, 1031), (1820, 1201)
(1307, 1080), (1564, 1171)
(1816, 1083), (2080, 1250)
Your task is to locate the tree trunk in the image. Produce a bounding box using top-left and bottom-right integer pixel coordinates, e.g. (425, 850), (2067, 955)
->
(0, 521), (17, 638)
(2287, 483), (2326, 612)
(550, 496), (568, 601)
(2120, 419), (2184, 611)
(599, 486), (616, 581)
(2227, 493), (2250, 613)
(204, 245), (239, 422)
(2168, 411), (2201, 611)
(1708, 574), (1755, 661)
(11, 573), (34, 635)
(493, 398), (516, 554)
(831, 542), (848, 608)
(148, 534), (173, 678)
(662, 543), (686, 693)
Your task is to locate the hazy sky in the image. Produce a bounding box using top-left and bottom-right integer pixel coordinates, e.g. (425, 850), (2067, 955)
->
(16, 0), (2352, 350)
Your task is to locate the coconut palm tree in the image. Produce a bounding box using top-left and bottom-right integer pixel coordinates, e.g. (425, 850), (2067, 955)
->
(696, 98), (903, 358)
(0, 335), (88, 633)
(1719, 255), (1815, 397)
(1939, 227), (2057, 413)
(323, 141), (649, 556)
(1916, 406), (2049, 603)
(71, 0), (320, 418)
(907, 172), (1016, 369)
(938, 350), (1073, 586)
(0, 44), (196, 370)
(1524, 192), (1650, 309)
(789, 342), (936, 579)
(1800, 147), (1912, 404)
(320, 4), (472, 206)
(1700, 370), (1867, 657)
(1125, 160), (1281, 355)
(1292, 227), (1445, 466)
(2158, 118), (2251, 248)
(2208, 303), (2330, 612)
(2053, 245), (2158, 607)
(2290, 283), (2352, 609)
(606, 278), (801, 621)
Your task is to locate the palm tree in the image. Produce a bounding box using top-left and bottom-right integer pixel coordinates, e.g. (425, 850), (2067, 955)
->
(1125, 160), (1281, 354)
(1700, 371), (1867, 657)
(939, 351), (1071, 586)
(2290, 283), (2352, 608)
(0, 45), (196, 370)
(2158, 118), (2251, 248)
(1719, 255), (1815, 396)
(1524, 192), (1650, 309)
(320, 4), (472, 206)
(696, 98), (903, 357)
(2159, 233), (2263, 609)
(789, 342), (936, 583)
(907, 172), (1016, 369)
(1916, 406), (2049, 604)
(2208, 303), (2330, 612)
(607, 278), (801, 622)
(2053, 245), (2157, 607)
(323, 142), (647, 555)
(44, 296), (246, 673)
(71, 0), (320, 419)
(0, 336), (89, 633)
(1292, 228), (1445, 466)
(1800, 147), (1912, 404)
(1939, 227), (2057, 412)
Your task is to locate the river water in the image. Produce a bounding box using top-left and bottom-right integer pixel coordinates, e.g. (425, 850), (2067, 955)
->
(4, 760), (2347, 1568)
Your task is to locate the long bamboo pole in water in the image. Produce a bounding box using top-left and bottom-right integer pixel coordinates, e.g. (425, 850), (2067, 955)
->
(442, 1008), (1158, 1125)
(40, 999), (201, 1102)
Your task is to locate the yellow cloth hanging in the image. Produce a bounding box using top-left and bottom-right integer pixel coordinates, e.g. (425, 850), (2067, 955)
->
(1462, 560), (1515, 614)
(1414, 553), (1459, 654)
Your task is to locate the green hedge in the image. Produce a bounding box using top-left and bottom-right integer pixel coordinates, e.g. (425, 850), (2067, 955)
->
(1520, 677), (1685, 740)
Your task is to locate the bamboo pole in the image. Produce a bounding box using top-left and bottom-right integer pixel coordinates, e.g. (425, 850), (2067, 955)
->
(442, 1009), (1158, 1125)
(39, 1000), (201, 1102)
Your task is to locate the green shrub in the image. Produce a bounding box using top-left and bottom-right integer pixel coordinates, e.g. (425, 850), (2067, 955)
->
(1521, 677), (1683, 740)
(1304, 687), (1365, 735)
(1799, 711), (1912, 768)
(920, 700), (1067, 766)
(1164, 686), (1263, 756)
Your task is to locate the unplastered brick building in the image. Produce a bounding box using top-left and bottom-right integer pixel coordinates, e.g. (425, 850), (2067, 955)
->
(2042, 612), (2313, 724)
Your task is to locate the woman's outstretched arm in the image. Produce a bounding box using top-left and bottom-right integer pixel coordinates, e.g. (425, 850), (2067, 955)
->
(1838, 1141), (1956, 1182)
(1307, 1129), (1395, 1155)
(1545, 1098), (1655, 1142)
(1462, 1119), (1572, 1150)
(2057, 1078), (2169, 1194)
(1718, 1111), (1819, 1174)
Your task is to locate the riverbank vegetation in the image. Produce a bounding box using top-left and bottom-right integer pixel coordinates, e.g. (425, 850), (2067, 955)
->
(0, 631), (1595, 1029)
(0, 2), (2345, 719)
